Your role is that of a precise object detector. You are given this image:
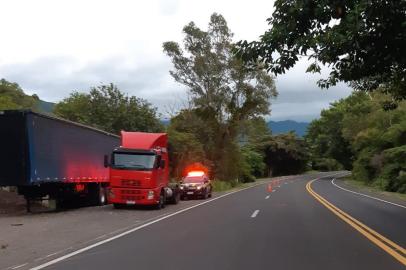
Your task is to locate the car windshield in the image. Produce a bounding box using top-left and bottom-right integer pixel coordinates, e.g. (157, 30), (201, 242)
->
(183, 176), (205, 183)
(113, 153), (156, 170)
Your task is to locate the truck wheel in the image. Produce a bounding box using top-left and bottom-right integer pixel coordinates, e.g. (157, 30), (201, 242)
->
(172, 192), (180, 204)
(156, 192), (165, 210)
(96, 186), (107, 206)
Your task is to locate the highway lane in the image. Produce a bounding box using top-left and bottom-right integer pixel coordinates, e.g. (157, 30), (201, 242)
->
(312, 177), (406, 248)
(33, 173), (405, 270)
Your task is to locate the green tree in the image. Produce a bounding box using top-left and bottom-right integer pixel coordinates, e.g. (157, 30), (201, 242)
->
(306, 91), (406, 192)
(0, 79), (39, 110)
(0, 95), (19, 110)
(54, 83), (163, 134)
(167, 109), (210, 178)
(240, 146), (266, 182)
(305, 94), (366, 170)
(163, 13), (277, 181)
(236, 0), (406, 99)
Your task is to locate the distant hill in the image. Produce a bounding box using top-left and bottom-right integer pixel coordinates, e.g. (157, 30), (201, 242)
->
(36, 100), (55, 113)
(268, 120), (309, 137)
(161, 119), (170, 126)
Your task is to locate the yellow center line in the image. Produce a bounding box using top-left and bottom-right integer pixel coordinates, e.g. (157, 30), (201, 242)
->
(306, 179), (406, 266)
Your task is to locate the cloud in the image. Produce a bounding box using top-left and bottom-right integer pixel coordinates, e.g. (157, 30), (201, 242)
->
(0, 52), (189, 121)
(0, 0), (353, 122)
(0, 53), (352, 122)
(270, 58), (352, 121)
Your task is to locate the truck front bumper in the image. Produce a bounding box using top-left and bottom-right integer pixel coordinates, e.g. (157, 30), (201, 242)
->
(181, 188), (205, 197)
(107, 187), (160, 205)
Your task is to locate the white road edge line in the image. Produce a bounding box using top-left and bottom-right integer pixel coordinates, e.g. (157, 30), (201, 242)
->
(251, 210), (260, 218)
(29, 181), (268, 270)
(11, 264), (28, 270)
(265, 195), (270, 199)
(331, 178), (406, 209)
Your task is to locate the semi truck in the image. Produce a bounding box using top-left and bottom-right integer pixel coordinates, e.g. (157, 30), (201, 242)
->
(0, 110), (120, 210)
(107, 131), (180, 209)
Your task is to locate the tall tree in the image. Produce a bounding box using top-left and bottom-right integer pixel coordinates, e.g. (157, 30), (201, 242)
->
(163, 13), (277, 180)
(54, 83), (163, 134)
(235, 0), (406, 99)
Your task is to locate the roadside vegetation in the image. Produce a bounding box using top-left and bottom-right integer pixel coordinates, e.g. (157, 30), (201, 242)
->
(342, 176), (406, 202)
(306, 92), (406, 193)
(1, 1), (404, 193)
(235, 0), (405, 193)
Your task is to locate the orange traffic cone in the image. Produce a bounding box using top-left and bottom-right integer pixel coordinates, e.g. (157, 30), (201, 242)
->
(268, 183), (273, 192)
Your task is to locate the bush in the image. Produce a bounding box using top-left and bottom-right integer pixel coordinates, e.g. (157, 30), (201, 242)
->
(352, 148), (378, 184)
(377, 146), (406, 193)
(211, 180), (236, 192)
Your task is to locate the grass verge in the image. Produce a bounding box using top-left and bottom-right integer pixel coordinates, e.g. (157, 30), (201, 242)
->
(342, 176), (406, 202)
(211, 176), (291, 193)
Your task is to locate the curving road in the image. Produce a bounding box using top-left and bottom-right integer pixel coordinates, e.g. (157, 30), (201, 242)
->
(29, 173), (405, 270)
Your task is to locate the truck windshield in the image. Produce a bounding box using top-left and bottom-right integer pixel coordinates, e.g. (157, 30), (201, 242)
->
(112, 153), (156, 170)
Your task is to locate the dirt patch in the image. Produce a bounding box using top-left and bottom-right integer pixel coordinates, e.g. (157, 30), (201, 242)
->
(0, 189), (27, 216)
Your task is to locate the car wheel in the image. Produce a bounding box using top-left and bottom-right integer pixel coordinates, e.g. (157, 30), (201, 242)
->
(203, 189), (209, 199)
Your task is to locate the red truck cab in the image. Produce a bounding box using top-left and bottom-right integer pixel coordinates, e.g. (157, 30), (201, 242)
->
(108, 131), (178, 209)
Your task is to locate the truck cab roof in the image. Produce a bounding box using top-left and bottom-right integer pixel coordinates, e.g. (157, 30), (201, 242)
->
(121, 131), (167, 150)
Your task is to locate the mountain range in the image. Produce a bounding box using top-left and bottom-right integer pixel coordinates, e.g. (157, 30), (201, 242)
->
(268, 120), (309, 137)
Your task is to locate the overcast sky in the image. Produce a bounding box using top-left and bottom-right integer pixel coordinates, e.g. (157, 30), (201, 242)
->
(0, 0), (352, 122)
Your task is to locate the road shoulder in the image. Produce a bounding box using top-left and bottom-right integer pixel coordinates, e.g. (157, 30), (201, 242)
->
(337, 178), (406, 207)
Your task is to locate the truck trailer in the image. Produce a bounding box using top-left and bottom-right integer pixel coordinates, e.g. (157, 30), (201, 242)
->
(0, 110), (120, 210)
(107, 131), (180, 209)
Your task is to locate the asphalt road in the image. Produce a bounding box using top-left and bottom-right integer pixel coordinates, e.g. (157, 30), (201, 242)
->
(32, 173), (405, 270)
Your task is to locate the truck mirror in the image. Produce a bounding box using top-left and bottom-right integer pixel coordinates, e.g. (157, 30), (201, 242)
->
(160, 159), (166, 169)
(104, 155), (109, 168)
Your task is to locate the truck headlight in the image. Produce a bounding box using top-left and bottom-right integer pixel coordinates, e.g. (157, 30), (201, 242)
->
(147, 190), (154, 200)
(197, 186), (202, 190)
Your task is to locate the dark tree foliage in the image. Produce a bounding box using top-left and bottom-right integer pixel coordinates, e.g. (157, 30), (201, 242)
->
(261, 132), (309, 176)
(236, 0), (406, 99)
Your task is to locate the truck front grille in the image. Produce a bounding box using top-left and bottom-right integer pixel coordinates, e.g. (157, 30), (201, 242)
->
(120, 190), (142, 195)
(121, 195), (144, 201)
(121, 179), (141, 187)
